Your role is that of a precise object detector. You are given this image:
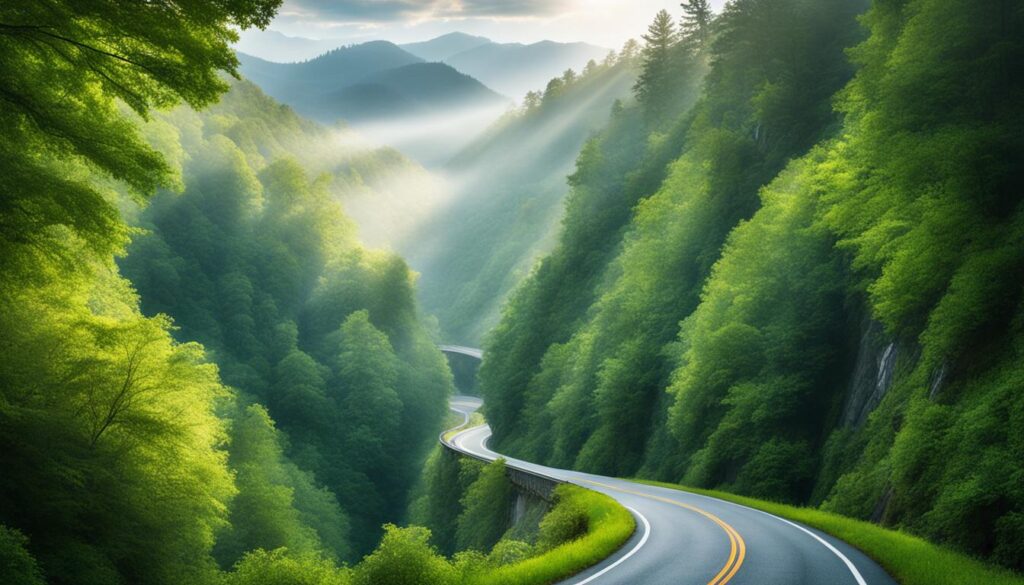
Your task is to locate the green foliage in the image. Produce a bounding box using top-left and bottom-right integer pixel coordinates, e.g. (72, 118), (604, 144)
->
(679, 0), (714, 50)
(120, 81), (454, 555)
(408, 51), (643, 344)
(0, 3), (454, 579)
(0, 0), (279, 275)
(665, 153), (851, 502)
(535, 497), (588, 552)
(469, 485), (634, 585)
(226, 549), (352, 585)
(810, 0), (1024, 567)
(0, 259), (235, 585)
(0, 526), (44, 585)
(353, 525), (458, 585)
(215, 403), (350, 566)
(456, 459), (515, 552)
(634, 9), (690, 124)
(482, 0), (865, 482)
(481, 0), (1024, 571)
(411, 449), (475, 555)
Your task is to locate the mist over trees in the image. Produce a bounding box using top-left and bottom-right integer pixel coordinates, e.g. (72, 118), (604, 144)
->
(404, 47), (646, 344)
(3, 0), (1023, 580)
(120, 80), (454, 557)
(480, 0), (1024, 569)
(0, 1), (454, 581)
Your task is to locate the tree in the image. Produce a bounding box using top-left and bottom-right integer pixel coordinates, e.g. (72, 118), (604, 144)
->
(543, 76), (565, 101)
(619, 38), (640, 62)
(0, 526), (44, 585)
(0, 0), (281, 274)
(455, 459), (514, 552)
(226, 549), (351, 585)
(680, 0), (714, 50)
(634, 10), (678, 122)
(522, 90), (542, 111)
(353, 525), (456, 585)
(214, 404), (333, 566)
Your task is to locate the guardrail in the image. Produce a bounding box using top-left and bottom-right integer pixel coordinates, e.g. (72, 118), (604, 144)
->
(438, 345), (563, 502)
(440, 424), (564, 503)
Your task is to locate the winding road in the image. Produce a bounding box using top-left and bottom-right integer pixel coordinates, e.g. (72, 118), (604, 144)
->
(441, 346), (899, 585)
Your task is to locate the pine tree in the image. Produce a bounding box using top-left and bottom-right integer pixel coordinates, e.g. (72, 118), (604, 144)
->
(620, 39), (640, 61)
(634, 10), (678, 122)
(680, 0), (714, 50)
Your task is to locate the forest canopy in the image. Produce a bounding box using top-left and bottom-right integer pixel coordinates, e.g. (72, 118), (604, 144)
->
(0, 1), (456, 582)
(480, 0), (1024, 570)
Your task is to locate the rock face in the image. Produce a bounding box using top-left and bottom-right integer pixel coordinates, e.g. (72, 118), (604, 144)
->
(928, 363), (948, 400)
(841, 317), (899, 429)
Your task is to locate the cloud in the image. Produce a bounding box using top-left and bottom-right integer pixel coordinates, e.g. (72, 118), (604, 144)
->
(440, 0), (567, 17)
(280, 0), (570, 24)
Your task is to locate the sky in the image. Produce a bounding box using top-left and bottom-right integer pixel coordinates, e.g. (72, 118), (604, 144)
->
(259, 0), (729, 49)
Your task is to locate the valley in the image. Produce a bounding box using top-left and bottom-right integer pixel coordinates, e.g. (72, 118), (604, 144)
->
(1, 1), (1022, 584)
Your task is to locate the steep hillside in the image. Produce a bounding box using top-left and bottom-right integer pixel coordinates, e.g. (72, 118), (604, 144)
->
(299, 62), (504, 122)
(481, 0), (1024, 572)
(398, 53), (648, 343)
(121, 80), (455, 557)
(401, 32), (491, 62)
(238, 41), (423, 104)
(445, 40), (608, 98)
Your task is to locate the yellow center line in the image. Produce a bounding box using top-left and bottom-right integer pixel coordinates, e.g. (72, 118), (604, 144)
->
(579, 479), (746, 585)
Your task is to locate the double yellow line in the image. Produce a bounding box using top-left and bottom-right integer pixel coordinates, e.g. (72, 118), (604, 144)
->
(579, 479), (746, 585)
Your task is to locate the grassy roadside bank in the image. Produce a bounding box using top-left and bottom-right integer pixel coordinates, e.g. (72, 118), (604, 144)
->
(470, 485), (635, 585)
(633, 480), (1024, 585)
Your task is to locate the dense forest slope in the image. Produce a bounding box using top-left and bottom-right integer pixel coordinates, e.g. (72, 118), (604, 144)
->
(481, 0), (1024, 571)
(0, 2), (466, 580)
(120, 80), (454, 556)
(401, 50), (646, 343)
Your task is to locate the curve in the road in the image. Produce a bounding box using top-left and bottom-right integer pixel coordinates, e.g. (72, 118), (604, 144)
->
(441, 349), (898, 585)
(439, 344), (483, 359)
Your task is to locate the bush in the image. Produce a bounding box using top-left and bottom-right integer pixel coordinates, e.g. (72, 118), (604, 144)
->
(0, 526), (44, 585)
(536, 496), (589, 552)
(353, 525), (457, 585)
(456, 459), (514, 552)
(470, 485), (634, 585)
(225, 549), (351, 585)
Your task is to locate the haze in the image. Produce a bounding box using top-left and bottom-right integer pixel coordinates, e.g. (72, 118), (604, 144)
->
(247, 0), (728, 50)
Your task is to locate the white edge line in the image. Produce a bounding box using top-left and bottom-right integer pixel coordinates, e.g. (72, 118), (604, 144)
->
(447, 425), (654, 585)
(446, 414), (866, 584)
(571, 506), (651, 585)
(763, 514), (867, 585)
(677, 489), (868, 585)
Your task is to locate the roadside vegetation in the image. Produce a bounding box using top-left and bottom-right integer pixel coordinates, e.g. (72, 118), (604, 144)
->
(470, 485), (634, 585)
(409, 453), (635, 585)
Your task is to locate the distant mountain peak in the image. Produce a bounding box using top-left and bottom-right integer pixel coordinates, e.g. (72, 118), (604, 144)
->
(431, 32), (491, 42)
(400, 32), (493, 63)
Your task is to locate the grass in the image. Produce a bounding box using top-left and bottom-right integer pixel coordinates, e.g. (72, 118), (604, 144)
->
(632, 479), (1024, 585)
(469, 485), (635, 585)
(443, 412), (485, 442)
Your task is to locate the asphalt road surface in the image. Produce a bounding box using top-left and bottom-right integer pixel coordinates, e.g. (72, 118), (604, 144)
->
(446, 393), (899, 585)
